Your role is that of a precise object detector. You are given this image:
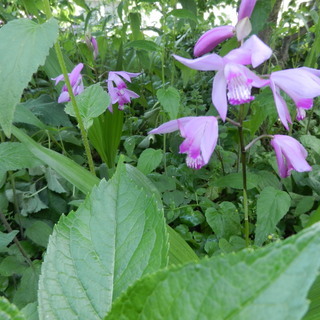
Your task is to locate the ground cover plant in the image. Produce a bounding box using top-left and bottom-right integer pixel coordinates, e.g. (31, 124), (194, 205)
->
(1, 0), (320, 319)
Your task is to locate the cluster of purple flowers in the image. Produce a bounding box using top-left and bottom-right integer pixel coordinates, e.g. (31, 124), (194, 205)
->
(52, 4), (317, 179)
(52, 36), (140, 111)
(150, 0), (316, 178)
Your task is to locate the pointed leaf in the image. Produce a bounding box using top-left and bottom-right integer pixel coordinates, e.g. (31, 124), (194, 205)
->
(255, 187), (291, 246)
(106, 223), (320, 320)
(65, 84), (110, 130)
(38, 162), (169, 319)
(0, 18), (59, 136)
(157, 86), (180, 120)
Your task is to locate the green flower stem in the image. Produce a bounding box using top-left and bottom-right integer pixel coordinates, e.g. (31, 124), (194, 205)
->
(245, 134), (274, 151)
(238, 105), (249, 246)
(43, 0), (95, 176)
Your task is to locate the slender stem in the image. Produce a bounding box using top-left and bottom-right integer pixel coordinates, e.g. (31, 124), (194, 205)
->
(43, 0), (96, 175)
(238, 105), (250, 246)
(225, 117), (241, 127)
(0, 211), (33, 267)
(245, 134), (274, 151)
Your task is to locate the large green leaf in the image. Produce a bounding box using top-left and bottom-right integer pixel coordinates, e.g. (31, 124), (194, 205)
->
(304, 275), (320, 320)
(65, 84), (110, 130)
(12, 126), (197, 265)
(38, 162), (169, 319)
(255, 187), (291, 246)
(0, 296), (25, 320)
(106, 222), (320, 320)
(0, 18), (58, 136)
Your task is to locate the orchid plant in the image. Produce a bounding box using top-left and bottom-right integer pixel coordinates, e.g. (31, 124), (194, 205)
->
(0, 0), (320, 319)
(149, 0), (318, 245)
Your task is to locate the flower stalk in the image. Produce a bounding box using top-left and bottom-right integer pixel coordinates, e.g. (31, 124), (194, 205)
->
(238, 104), (250, 246)
(43, 0), (95, 175)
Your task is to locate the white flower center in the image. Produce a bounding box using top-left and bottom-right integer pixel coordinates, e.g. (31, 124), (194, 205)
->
(227, 74), (254, 105)
(186, 154), (205, 169)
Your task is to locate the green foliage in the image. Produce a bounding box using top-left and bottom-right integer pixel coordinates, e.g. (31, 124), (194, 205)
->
(255, 187), (291, 246)
(157, 86), (181, 120)
(38, 162), (169, 319)
(0, 296), (25, 320)
(65, 84), (110, 130)
(0, 18), (58, 136)
(106, 223), (320, 320)
(137, 148), (163, 174)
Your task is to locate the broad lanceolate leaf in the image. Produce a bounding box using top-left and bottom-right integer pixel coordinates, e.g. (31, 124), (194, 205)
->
(0, 296), (26, 320)
(106, 222), (320, 320)
(255, 186), (291, 246)
(11, 126), (98, 195)
(0, 18), (59, 136)
(157, 86), (181, 120)
(38, 162), (169, 320)
(65, 84), (110, 130)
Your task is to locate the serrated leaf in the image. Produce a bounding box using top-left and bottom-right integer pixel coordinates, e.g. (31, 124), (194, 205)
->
(125, 40), (160, 51)
(0, 18), (59, 136)
(14, 103), (47, 129)
(106, 223), (320, 320)
(0, 142), (43, 172)
(205, 202), (241, 240)
(157, 86), (180, 120)
(65, 84), (110, 130)
(38, 162), (169, 319)
(255, 187), (291, 246)
(0, 296), (26, 320)
(12, 126), (197, 266)
(137, 148), (163, 174)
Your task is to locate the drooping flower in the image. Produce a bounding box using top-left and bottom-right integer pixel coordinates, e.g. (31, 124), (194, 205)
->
(90, 36), (99, 59)
(149, 116), (219, 169)
(174, 35), (271, 120)
(106, 71), (140, 111)
(270, 135), (312, 178)
(194, 0), (257, 56)
(269, 67), (320, 130)
(52, 63), (84, 103)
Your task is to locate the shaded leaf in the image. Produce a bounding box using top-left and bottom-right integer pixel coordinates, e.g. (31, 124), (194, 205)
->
(0, 18), (58, 136)
(255, 187), (291, 246)
(157, 86), (180, 120)
(137, 148), (163, 174)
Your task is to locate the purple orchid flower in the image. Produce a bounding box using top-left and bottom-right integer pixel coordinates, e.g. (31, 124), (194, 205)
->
(269, 67), (320, 130)
(174, 35), (271, 120)
(107, 71), (140, 112)
(90, 36), (98, 59)
(149, 116), (219, 169)
(271, 135), (312, 178)
(194, 0), (257, 56)
(52, 63), (84, 103)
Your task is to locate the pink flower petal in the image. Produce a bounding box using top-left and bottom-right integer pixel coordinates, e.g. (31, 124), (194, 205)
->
(193, 26), (235, 57)
(173, 53), (224, 71)
(238, 0), (257, 20)
(212, 70), (228, 120)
